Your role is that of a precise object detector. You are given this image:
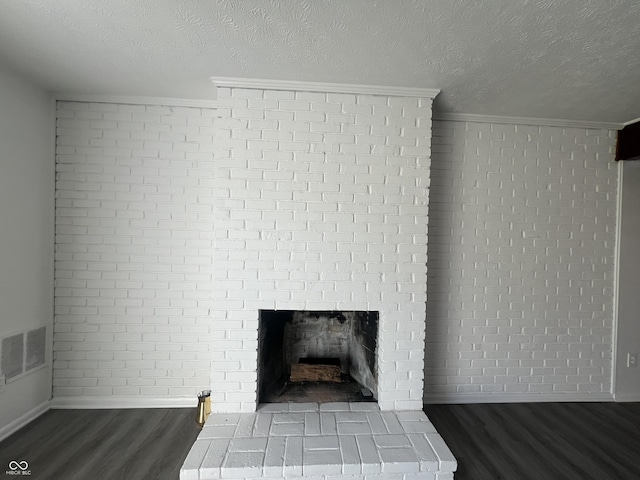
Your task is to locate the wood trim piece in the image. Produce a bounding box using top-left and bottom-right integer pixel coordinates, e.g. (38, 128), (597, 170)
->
(54, 93), (217, 109)
(612, 160), (624, 395)
(210, 76), (440, 99)
(435, 112), (623, 130)
(0, 401), (50, 442)
(49, 396), (195, 409)
(423, 392), (614, 404)
(623, 116), (640, 127)
(613, 392), (640, 402)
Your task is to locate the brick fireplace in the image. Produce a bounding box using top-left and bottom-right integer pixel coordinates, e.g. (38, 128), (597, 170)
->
(257, 309), (379, 403)
(181, 81), (456, 479)
(210, 83), (435, 413)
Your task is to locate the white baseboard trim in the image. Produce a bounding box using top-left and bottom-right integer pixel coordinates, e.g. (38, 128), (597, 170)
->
(0, 400), (51, 442)
(613, 392), (640, 402)
(49, 396), (196, 409)
(423, 392), (615, 404)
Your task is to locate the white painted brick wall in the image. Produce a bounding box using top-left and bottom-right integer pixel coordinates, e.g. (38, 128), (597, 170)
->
(424, 120), (617, 399)
(212, 88), (433, 412)
(54, 101), (215, 399)
(54, 92), (434, 411)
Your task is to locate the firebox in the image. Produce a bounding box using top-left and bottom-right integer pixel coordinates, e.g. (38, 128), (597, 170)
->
(257, 310), (378, 404)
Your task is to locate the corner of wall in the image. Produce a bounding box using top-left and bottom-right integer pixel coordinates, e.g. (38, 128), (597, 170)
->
(0, 69), (56, 434)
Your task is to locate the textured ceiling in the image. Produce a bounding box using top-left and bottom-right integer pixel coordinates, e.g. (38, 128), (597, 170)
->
(0, 0), (639, 124)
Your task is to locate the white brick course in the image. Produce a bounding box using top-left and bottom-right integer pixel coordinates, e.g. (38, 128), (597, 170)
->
(54, 89), (434, 411)
(213, 88), (433, 412)
(181, 403), (456, 480)
(424, 120), (617, 400)
(54, 101), (215, 400)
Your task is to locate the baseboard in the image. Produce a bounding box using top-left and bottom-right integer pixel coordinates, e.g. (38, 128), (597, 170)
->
(0, 400), (51, 442)
(423, 392), (615, 404)
(49, 396), (196, 409)
(613, 392), (640, 402)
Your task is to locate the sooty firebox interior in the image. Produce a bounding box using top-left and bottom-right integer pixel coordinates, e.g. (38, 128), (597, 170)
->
(257, 310), (378, 404)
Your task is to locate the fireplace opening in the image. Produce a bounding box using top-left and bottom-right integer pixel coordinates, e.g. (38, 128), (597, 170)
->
(257, 310), (378, 404)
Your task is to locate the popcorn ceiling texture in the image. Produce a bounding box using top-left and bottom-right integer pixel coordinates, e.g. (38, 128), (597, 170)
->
(424, 120), (618, 400)
(1, 1), (639, 123)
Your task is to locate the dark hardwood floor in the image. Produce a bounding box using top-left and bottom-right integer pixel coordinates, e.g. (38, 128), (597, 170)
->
(0, 408), (201, 480)
(424, 402), (640, 480)
(2, 403), (639, 479)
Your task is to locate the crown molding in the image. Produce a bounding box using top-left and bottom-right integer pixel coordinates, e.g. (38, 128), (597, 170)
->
(434, 112), (623, 131)
(623, 117), (640, 127)
(210, 76), (440, 99)
(53, 93), (217, 109)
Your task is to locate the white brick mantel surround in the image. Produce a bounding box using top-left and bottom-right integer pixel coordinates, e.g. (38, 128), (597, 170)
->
(211, 83), (437, 413)
(53, 81), (439, 411)
(52, 85), (620, 413)
(53, 81), (453, 478)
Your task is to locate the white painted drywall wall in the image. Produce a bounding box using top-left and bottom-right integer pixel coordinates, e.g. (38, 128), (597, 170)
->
(615, 160), (640, 400)
(0, 69), (55, 435)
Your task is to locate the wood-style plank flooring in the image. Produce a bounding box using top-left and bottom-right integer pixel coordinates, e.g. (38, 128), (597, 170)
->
(2, 403), (639, 480)
(424, 402), (640, 480)
(0, 408), (201, 480)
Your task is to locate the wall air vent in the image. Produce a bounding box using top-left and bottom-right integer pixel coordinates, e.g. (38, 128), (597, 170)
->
(26, 326), (46, 372)
(0, 326), (46, 382)
(1, 333), (24, 380)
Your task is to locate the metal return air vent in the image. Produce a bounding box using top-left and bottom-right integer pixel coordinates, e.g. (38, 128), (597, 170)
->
(26, 326), (46, 372)
(0, 326), (46, 382)
(1, 333), (23, 380)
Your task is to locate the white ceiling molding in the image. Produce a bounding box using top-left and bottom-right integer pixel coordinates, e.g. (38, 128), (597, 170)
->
(623, 117), (640, 127)
(434, 112), (623, 131)
(211, 77), (440, 99)
(53, 93), (217, 109)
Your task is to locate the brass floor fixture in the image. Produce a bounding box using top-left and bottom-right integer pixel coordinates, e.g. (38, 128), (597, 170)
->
(196, 390), (211, 427)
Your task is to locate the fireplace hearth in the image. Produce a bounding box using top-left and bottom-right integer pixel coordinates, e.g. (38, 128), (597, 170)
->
(181, 82), (456, 479)
(181, 402), (457, 480)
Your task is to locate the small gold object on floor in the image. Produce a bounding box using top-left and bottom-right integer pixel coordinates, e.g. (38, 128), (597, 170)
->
(196, 390), (211, 427)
